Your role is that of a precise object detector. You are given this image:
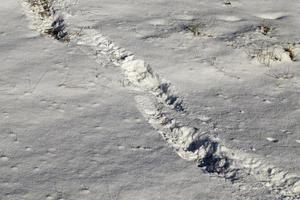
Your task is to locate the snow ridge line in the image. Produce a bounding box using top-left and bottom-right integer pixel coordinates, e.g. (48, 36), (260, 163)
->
(76, 29), (185, 113)
(21, 1), (300, 199)
(135, 95), (300, 199)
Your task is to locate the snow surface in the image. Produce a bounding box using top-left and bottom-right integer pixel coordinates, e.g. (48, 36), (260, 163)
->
(1, 0), (300, 199)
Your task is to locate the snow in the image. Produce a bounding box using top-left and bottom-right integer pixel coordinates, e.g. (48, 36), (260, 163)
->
(1, 0), (300, 199)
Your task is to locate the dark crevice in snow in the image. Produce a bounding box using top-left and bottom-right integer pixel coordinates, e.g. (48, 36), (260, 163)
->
(46, 17), (68, 41)
(24, 0), (69, 41)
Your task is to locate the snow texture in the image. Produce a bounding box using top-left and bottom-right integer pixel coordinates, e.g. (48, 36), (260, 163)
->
(1, 0), (300, 199)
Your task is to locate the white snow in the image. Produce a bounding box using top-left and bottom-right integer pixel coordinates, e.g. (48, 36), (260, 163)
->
(1, 0), (300, 199)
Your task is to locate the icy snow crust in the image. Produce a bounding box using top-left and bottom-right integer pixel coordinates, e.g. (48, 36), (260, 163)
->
(1, 0), (300, 199)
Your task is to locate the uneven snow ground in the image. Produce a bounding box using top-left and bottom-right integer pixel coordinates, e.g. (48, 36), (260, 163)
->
(64, 0), (300, 173)
(0, 2), (251, 200)
(1, 0), (300, 199)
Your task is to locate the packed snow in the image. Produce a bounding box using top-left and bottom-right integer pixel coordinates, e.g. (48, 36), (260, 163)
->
(1, 0), (300, 199)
